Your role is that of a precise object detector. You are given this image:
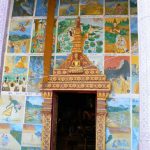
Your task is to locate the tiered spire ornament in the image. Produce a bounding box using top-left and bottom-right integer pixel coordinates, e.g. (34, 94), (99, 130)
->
(72, 17), (82, 53)
(55, 17), (99, 74)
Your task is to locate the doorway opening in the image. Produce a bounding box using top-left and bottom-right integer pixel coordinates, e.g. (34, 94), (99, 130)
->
(55, 92), (96, 150)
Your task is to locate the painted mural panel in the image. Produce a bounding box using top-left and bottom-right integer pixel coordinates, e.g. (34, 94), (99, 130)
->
(105, 17), (130, 53)
(106, 98), (131, 150)
(25, 96), (43, 124)
(27, 56), (43, 93)
(131, 17), (138, 55)
(0, 124), (22, 150)
(105, 56), (130, 94)
(59, 0), (79, 16)
(130, 0), (137, 15)
(81, 18), (103, 54)
(55, 55), (67, 68)
(0, 95), (25, 124)
(57, 18), (76, 54)
(28, 56), (43, 79)
(132, 99), (139, 150)
(21, 124), (42, 147)
(57, 17), (103, 54)
(8, 19), (32, 53)
(80, 0), (103, 15)
(105, 0), (128, 15)
(31, 19), (47, 53)
(55, 0), (60, 16)
(27, 78), (43, 93)
(12, 0), (35, 16)
(88, 55), (104, 72)
(2, 56), (28, 92)
(132, 56), (139, 94)
(21, 147), (41, 150)
(35, 0), (48, 16)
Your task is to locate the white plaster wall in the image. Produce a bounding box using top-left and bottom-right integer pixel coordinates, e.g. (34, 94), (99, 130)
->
(138, 0), (150, 149)
(0, 0), (10, 74)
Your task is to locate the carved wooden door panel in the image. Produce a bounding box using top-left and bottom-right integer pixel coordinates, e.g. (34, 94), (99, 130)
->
(51, 92), (58, 150)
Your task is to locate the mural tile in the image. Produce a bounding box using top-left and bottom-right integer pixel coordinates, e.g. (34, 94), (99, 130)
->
(57, 18), (76, 54)
(8, 19), (32, 54)
(35, 0), (48, 17)
(131, 17), (138, 55)
(55, 55), (67, 68)
(104, 56), (130, 94)
(130, 0), (137, 15)
(87, 54), (104, 72)
(0, 95), (25, 124)
(31, 19), (47, 53)
(0, 123), (22, 150)
(25, 96), (43, 124)
(2, 56), (28, 92)
(132, 99), (139, 150)
(105, 17), (130, 53)
(12, 0), (35, 17)
(132, 56), (139, 94)
(21, 124), (42, 147)
(59, 0), (79, 16)
(105, 0), (128, 15)
(81, 18), (104, 54)
(80, 0), (103, 15)
(27, 56), (43, 93)
(106, 98), (131, 150)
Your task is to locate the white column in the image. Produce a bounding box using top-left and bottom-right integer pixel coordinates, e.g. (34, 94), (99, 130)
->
(138, 0), (150, 149)
(0, 0), (10, 72)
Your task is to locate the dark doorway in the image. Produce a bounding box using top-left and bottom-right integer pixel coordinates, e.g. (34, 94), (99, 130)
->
(56, 92), (96, 150)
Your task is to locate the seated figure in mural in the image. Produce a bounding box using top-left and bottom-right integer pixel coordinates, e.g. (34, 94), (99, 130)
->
(69, 53), (84, 73)
(71, 53), (81, 67)
(111, 19), (120, 34)
(15, 57), (26, 68)
(115, 35), (128, 53)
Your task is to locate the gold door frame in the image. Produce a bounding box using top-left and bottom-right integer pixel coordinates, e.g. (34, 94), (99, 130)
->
(41, 0), (111, 149)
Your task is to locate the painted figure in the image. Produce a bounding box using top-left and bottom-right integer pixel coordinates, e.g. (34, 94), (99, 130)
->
(6, 97), (21, 113)
(1, 134), (9, 146)
(105, 18), (129, 53)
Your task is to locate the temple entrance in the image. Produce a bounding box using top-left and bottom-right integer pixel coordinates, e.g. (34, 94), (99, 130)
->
(55, 92), (96, 150)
